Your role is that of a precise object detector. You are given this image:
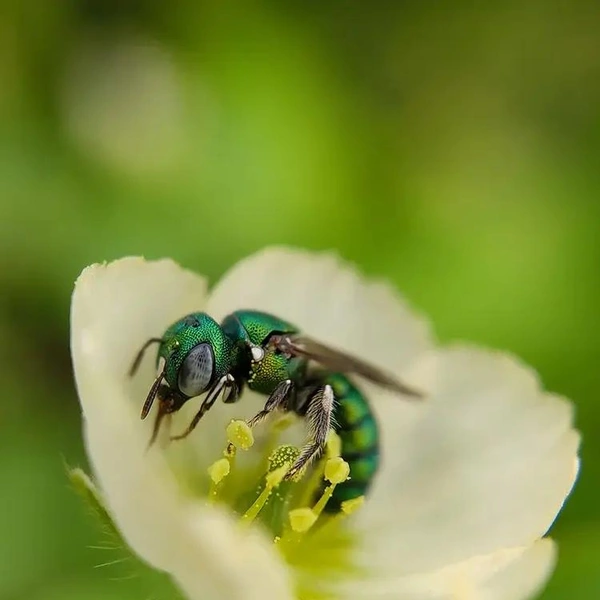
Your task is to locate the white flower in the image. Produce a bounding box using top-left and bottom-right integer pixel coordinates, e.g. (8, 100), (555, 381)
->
(70, 247), (579, 600)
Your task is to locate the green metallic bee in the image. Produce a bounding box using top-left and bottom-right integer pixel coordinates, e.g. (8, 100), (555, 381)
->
(130, 310), (422, 511)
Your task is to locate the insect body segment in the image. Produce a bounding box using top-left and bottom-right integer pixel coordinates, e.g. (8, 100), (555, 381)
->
(133, 312), (242, 444)
(324, 373), (380, 511)
(158, 313), (237, 392)
(221, 310), (303, 395)
(130, 309), (421, 511)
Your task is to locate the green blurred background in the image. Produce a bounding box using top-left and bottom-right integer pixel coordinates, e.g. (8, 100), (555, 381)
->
(1, 1), (598, 598)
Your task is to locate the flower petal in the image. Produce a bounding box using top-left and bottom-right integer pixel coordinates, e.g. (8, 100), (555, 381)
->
(71, 257), (293, 600)
(206, 246), (433, 373)
(358, 346), (579, 575)
(345, 540), (556, 600)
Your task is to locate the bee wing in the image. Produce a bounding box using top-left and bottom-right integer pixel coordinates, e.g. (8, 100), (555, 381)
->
(276, 335), (424, 399)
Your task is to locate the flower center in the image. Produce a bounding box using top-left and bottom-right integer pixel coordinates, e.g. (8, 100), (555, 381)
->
(208, 420), (363, 536)
(205, 419), (365, 599)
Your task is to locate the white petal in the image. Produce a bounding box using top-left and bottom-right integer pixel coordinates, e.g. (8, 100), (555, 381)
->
(206, 246), (433, 372)
(346, 540), (556, 600)
(71, 257), (293, 600)
(358, 346), (579, 575)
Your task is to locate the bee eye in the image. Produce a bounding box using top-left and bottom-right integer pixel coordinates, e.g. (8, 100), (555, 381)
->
(178, 343), (214, 397)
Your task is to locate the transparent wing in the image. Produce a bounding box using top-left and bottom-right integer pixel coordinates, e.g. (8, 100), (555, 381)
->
(271, 334), (424, 398)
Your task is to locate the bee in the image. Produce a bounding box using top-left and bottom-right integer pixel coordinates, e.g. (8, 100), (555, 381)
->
(130, 310), (422, 511)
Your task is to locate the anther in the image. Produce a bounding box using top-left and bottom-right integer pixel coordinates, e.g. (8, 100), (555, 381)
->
(312, 457), (351, 518)
(208, 458), (230, 484)
(324, 457), (350, 485)
(227, 419), (254, 450)
(207, 457), (231, 502)
(340, 496), (365, 516)
(288, 508), (317, 533)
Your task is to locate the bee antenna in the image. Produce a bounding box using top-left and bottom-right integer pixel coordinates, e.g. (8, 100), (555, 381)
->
(140, 369), (165, 420)
(129, 338), (163, 377)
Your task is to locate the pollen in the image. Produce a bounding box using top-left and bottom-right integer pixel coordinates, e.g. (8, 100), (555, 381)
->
(269, 444), (300, 471)
(226, 419), (254, 450)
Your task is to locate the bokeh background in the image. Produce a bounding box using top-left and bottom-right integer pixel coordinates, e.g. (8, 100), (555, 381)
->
(1, 1), (598, 598)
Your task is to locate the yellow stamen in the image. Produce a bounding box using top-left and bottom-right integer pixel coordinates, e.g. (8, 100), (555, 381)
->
(280, 456), (352, 542)
(207, 458), (230, 502)
(311, 457), (350, 518)
(241, 445), (299, 526)
(312, 485), (335, 517)
(241, 471), (282, 525)
(288, 508), (317, 533)
(227, 420), (254, 450)
(241, 484), (274, 525)
(340, 496), (365, 516)
(213, 415), (365, 561)
(324, 457), (350, 485)
(266, 464), (289, 488)
(294, 436), (341, 509)
(208, 458), (230, 484)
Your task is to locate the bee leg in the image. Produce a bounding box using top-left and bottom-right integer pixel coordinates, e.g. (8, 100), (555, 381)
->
(247, 379), (294, 429)
(223, 379), (243, 404)
(171, 374), (236, 441)
(284, 384), (334, 481)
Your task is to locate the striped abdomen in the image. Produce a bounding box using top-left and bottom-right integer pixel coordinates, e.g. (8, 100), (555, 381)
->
(324, 373), (380, 513)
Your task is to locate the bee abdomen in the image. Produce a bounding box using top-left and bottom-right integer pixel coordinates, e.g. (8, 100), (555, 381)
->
(323, 374), (380, 513)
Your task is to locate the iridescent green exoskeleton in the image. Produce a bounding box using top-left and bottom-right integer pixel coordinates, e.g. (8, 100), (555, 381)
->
(130, 310), (422, 511)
